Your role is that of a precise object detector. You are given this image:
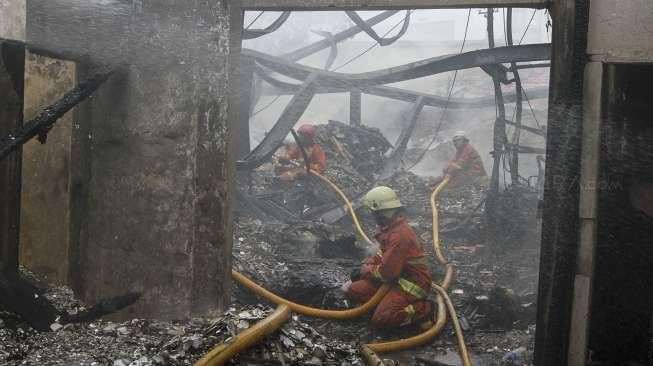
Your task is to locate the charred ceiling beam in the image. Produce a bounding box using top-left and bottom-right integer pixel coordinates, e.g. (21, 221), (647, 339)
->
(502, 118), (546, 137)
(237, 74), (318, 170)
(241, 0), (550, 11)
(0, 70), (112, 161)
(309, 30), (338, 70)
(242, 11), (292, 40)
(514, 62), (551, 70)
(253, 63), (549, 108)
(281, 11), (399, 61)
(345, 10), (411, 46)
(240, 44), (550, 171)
(243, 43), (551, 89)
(480, 63), (511, 84)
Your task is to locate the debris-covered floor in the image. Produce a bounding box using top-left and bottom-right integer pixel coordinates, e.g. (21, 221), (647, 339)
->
(1, 122), (541, 366)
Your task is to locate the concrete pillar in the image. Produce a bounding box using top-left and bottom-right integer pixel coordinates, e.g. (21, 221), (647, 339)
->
(567, 61), (602, 366)
(25, 0), (240, 319)
(19, 52), (76, 284)
(83, 3), (235, 320)
(0, 0), (26, 273)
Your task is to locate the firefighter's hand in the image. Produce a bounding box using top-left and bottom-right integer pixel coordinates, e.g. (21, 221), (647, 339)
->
(341, 280), (352, 293)
(361, 263), (375, 279)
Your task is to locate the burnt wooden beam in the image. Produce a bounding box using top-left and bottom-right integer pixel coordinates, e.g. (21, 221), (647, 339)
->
(244, 43), (552, 89)
(237, 73), (318, 170)
(0, 41), (24, 273)
(242, 12), (291, 40)
(0, 261), (140, 331)
(281, 11), (399, 61)
(514, 62), (551, 69)
(256, 64), (550, 107)
(241, 0), (550, 11)
(0, 70), (111, 160)
(502, 118), (546, 137)
(345, 10), (411, 46)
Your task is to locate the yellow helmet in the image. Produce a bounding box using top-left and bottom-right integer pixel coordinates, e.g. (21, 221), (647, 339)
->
(362, 186), (403, 211)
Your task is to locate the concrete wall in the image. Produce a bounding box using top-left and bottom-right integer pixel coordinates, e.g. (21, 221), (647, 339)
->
(0, 0), (25, 41)
(19, 51), (76, 284)
(26, 0), (239, 319)
(588, 0), (653, 62)
(75, 2), (235, 320)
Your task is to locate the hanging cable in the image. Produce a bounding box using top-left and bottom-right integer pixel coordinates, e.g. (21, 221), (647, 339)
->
(245, 11), (265, 29)
(521, 87), (542, 128)
(405, 9), (472, 171)
(518, 10), (538, 45)
(251, 95), (282, 117)
(332, 11), (412, 72)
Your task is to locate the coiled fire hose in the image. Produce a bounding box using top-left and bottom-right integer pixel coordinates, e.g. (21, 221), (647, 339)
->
(197, 171), (471, 366)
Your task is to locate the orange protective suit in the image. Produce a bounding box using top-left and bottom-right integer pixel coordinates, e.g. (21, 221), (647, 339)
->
(277, 144), (327, 181)
(345, 217), (432, 328)
(444, 143), (487, 186)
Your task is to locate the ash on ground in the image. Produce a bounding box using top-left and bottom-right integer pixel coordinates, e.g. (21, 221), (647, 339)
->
(2, 121), (542, 366)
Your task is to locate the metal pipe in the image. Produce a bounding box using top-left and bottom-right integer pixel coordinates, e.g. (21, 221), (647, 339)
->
(194, 304), (292, 366)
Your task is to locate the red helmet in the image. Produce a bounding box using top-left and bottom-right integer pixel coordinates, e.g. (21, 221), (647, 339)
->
(297, 124), (317, 139)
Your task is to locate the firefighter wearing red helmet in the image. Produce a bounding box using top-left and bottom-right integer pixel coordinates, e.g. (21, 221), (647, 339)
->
(277, 124), (327, 182)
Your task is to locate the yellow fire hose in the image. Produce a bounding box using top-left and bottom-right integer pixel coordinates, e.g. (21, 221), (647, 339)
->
(431, 176), (451, 265)
(197, 172), (471, 365)
(232, 270), (390, 319)
(361, 345), (392, 366)
(308, 169), (374, 245)
(194, 304), (291, 366)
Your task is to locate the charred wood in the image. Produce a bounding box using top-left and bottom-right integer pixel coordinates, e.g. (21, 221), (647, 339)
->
(0, 71), (112, 161)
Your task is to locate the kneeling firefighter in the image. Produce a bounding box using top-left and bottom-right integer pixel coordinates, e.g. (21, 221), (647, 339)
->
(342, 186), (433, 329)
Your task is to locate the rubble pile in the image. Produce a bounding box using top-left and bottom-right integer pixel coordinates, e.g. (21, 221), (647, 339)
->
(1, 287), (362, 366)
(2, 121), (542, 365)
(315, 120), (392, 182)
(232, 216), (360, 309)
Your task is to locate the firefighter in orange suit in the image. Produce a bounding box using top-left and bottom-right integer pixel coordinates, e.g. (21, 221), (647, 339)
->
(434, 131), (487, 186)
(277, 124), (327, 182)
(342, 186), (433, 328)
